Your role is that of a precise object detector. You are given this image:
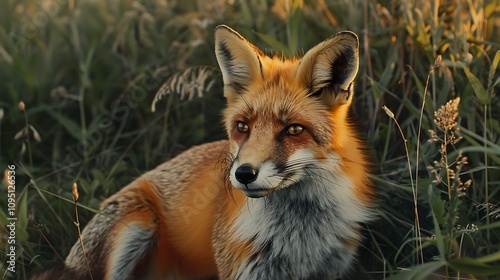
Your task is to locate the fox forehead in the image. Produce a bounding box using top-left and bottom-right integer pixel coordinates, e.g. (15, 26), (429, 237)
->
(222, 61), (337, 150)
(228, 56), (304, 94)
(224, 58), (328, 119)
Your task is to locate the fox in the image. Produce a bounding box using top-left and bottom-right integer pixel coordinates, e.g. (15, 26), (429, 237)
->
(32, 25), (374, 280)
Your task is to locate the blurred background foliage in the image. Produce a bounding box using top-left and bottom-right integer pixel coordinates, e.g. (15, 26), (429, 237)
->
(0, 0), (499, 279)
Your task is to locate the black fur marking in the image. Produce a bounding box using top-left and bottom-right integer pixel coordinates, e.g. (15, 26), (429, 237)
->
(307, 88), (323, 98)
(330, 48), (353, 86)
(219, 41), (233, 65)
(340, 87), (352, 101)
(257, 55), (263, 79)
(228, 82), (246, 93)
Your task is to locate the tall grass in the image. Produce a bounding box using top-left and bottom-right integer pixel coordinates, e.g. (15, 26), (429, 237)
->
(0, 0), (499, 279)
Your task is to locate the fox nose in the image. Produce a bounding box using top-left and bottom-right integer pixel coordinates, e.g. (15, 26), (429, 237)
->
(235, 164), (258, 185)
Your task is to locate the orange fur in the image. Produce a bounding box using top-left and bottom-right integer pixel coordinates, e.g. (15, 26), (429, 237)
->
(329, 106), (374, 204)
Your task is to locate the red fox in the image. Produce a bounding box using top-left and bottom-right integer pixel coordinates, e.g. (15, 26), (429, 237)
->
(32, 25), (374, 280)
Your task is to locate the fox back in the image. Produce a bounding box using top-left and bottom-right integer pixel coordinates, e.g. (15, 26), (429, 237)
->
(31, 25), (374, 280)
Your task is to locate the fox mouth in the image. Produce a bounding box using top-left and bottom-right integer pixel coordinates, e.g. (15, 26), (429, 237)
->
(229, 158), (307, 198)
(232, 167), (300, 198)
(236, 172), (297, 198)
(240, 188), (274, 198)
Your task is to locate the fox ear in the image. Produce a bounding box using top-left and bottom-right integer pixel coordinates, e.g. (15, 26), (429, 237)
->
(296, 31), (359, 106)
(215, 25), (263, 92)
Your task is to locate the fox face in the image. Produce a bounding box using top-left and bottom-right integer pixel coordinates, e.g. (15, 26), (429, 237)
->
(215, 26), (362, 199)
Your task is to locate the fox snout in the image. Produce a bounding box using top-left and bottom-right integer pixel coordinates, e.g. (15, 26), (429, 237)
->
(229, 160), (281, 198)
(234, 163), (258, 185)
(233, 163), (272, 198)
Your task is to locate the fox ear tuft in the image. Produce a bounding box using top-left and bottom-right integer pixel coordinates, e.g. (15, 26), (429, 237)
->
(296, 31), (359, 105)
(214, 25), (263, 92)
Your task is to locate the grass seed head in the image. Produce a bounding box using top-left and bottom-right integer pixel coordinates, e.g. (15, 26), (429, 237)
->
(72, 182), (79, 202)
(18, 101), (25, 111)
(434, 97), (460, 132)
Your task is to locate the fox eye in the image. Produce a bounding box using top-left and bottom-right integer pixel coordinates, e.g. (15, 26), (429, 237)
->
(236, 121), (249, 133)
(286, 124), (304, 136)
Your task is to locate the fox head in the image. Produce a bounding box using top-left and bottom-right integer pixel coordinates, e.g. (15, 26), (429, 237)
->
(215, 25), (361, 198)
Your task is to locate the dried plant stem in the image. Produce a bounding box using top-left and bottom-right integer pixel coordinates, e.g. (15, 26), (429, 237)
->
(78, 87), (88, 161)
(483, 105), (490, 250)
(414, 56), (441, 264)
(442, 129), (453, 275)
(401, 120), (422, 264)
(444, 131), (451, 200)
(31, 220), (64, 263)
(72, 183), (94, 280)
(19, 102), (33, 168)
(382, 105), (422, 264)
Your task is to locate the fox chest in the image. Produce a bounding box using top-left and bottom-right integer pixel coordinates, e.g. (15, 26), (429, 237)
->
(229, 186), (363, 279)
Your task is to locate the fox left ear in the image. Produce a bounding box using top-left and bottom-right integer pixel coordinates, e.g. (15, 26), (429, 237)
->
(296, 31), (359, 106)
(214, 25), (263, 94)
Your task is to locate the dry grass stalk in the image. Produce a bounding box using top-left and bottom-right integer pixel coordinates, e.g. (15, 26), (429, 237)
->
(72, 182), (93, 280)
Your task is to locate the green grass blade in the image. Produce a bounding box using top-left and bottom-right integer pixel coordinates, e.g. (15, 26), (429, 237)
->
(16, 187), (29, 242)
(387, 260), (445, 280)
(41, 106), (83, 141)
(448, 258), (500, 276)
(476, 251), (500, 264)
(491, 50), (500, 77)
(461, 63), (490, 105)
(479, 221), (500, 230)
(429, 185), (446, 257)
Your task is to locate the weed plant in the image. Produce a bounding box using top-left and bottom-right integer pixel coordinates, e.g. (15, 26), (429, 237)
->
(0, 0), (499, 279)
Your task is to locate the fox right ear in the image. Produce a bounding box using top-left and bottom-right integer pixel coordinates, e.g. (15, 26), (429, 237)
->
(295, 31), (359, 107)
(215, 25), (264, 92)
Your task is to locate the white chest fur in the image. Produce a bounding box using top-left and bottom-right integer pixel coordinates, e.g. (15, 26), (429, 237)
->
(230, 162), (371, 279)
